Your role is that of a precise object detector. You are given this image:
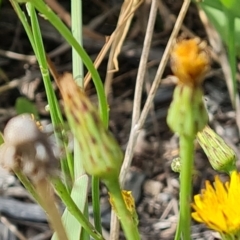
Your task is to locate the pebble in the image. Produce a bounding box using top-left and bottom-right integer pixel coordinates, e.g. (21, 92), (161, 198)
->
(124, 170), (146, 203)
(153, 220), (172, 230)
(143, 180), (163, 197)
(157, 192), (171, 203)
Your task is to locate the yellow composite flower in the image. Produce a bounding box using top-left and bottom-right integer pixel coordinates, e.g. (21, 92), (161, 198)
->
(167, 39), (210, 137)
(192, 171), (240, 238)
(170, 38), (210, 87)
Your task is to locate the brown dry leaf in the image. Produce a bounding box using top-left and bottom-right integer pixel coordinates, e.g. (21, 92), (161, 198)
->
(105, 0), (143, 96)
(108, 0), (142, 73)
(84, 0), (143, 88)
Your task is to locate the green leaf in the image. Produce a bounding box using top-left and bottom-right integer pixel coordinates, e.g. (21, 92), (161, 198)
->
(195, 0), (240, 18)
(0, 132), (4, 145)
(15, 97), (39, 118)
(219, 0), (240, 17)
(198, 3), (240, 56)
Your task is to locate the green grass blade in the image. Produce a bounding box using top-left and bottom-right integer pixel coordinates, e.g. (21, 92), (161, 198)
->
(30, 0), (108, 126)
(26, 3), (72, 180)
(195, 0), (240, 18)
(26, 3), (62, 124)
(197, 2), (240, 55)
(9, 1), (36, 55)
(51, 178), (104, 240)
(71, 0), (84, 87)
(198, 2), (239, 108)
(71, 0), (92, 239)
(225, 12), (237, 107)
(92, 178), (102, 234)
(9, 2), (72, 181)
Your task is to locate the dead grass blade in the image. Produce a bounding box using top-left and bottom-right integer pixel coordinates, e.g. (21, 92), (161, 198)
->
(84, 0), (143, 89)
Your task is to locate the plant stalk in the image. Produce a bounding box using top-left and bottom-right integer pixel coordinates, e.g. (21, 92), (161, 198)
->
(176, 136), (195, 240)
(36, 179), (69, 240)
(107, 179), (140, 240)
(51, 178), (104, 240)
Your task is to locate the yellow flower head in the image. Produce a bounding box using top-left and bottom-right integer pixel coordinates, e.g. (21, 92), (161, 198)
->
(170, 38), (210, 87)
(192, 171), (240, 238)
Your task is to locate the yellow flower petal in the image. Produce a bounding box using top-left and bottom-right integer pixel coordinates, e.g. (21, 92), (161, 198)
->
(214, 176), (228, 203)
(192, 171), (240, 237)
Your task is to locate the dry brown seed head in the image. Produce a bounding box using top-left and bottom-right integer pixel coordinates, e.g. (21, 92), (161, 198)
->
(0, 114), (58, 182)
(4, 115), (43, 146)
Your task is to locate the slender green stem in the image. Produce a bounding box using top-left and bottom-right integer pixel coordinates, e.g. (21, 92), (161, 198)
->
(174, 219), (182, 240)
(107, 179), (140, 240)
(92, 177), (102, 234)
(226, 12), (236, 108)
(178, 136), (195, 240)
(15, 170), (69, 240)
(71, 0), (83, 87)
(51, 178), (105, 240)
(26, 3), (63, 129)
(81, 205), (91, 240)
(14, 170), (41, 204)
(27, 2), (72, 181)
(9, 1), (36, 58)
(36, 179), (69, 240)
(71, 0), (91, 238)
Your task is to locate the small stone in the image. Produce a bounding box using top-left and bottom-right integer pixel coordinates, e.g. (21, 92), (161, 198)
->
(153, 220), (171, 230)
(124, 170), (146, 203)
(143, 180), (163, 197)
(170, 178), (179, 189)
(157, 192), (171, 203)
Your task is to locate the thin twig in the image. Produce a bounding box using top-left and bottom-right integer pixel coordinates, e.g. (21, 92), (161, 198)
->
(130, 0), (158, 129)
(109, 211), (120, 240)
(120, 0), (191, 185)
(110, 0), (158, 239)
(105, 0), (142, 97)
(157, 0), (195, 38)
(0, 49), (36, 63)
(84, 1), (143, 88)
(1, 216), (28, 240)
(36, 179), (69, 240)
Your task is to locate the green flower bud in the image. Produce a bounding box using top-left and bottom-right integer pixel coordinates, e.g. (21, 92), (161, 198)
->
(197, 125), (237, 174)
(167, 85), (208, 137)
(57, 73), (123, 181)
(171, 157), (181, 173)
